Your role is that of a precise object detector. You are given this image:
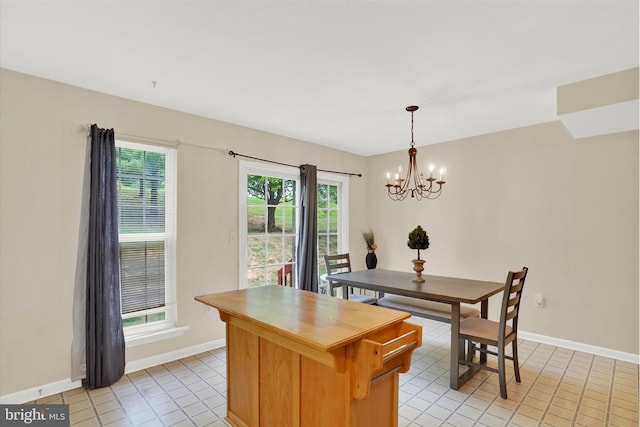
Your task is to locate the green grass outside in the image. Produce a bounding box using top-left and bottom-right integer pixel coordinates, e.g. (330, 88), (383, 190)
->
(246, 193), (339, 288)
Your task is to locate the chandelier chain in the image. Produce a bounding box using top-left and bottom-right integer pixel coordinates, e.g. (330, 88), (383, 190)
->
(410, 110), (415, 148)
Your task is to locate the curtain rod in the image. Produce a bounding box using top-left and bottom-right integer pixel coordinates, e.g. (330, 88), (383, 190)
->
(85, 124), (180, 148)
(227, 150), (362, 177)
(84, 124), (226, 152)
(84, 125), (360, 176)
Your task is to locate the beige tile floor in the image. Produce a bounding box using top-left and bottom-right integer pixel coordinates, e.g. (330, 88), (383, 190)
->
(34, 317), (638, 426)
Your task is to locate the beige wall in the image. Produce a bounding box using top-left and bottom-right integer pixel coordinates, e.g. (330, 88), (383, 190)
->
(557, 67), (639, 114)
(367, 123), (639, 354)
(0, 69), (368, 396)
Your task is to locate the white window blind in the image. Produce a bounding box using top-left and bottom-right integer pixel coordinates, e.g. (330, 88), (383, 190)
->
(120, 241), (165, 314)
(116, 140), (176, 330)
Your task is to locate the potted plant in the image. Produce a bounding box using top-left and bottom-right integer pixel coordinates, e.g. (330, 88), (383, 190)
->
(362, 229), (378, 269)
(407, 225), (429, 282)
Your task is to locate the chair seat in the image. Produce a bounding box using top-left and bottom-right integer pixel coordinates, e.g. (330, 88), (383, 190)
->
(377, 295), (480, 321)
(346, 293), (378, 305)
(459, 317), (513, 342)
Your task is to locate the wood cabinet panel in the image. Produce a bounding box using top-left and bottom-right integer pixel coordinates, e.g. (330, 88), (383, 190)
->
(259, 338), (299, 426)
(351, 372), (396, 426)
(300, 355), (349, 426)
(227, 324), (259, 426)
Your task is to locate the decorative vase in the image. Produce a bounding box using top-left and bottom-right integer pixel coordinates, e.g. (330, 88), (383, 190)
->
(366, 250), (378, 269)
(412, 259), (425, 282)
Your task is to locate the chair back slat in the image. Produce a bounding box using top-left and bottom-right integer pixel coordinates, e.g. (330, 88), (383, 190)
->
(507, 294), (520, 308)
(328, 261), (350, 273)
(325, 253), (352, 275)
(499, 267), (528, 340)
(324, 254), (353, 296)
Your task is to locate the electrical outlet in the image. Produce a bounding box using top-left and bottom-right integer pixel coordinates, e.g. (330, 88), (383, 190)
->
(535, 293), (545, 308)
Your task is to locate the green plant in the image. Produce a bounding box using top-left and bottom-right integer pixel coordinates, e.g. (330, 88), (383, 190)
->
(407, 225), (429, 260)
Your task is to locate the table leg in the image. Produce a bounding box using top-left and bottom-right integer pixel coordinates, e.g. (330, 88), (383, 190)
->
(450, 303), (461, 390)
(480, 299), (489, 364)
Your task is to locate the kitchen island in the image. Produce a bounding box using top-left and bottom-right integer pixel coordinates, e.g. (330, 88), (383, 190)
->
(196, 285), (422, 427)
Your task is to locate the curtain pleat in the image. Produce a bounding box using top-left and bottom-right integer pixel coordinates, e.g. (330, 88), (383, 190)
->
(83, 124), (125, 389)
(297, 164), (318, 292)
(70, 136), (91, 381)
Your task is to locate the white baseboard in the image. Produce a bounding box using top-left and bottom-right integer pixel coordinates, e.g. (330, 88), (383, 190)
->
(0, 378), (83, 405)
(124, 338), (225, 374)
(519, 331), (639, 364)
(0, 339), (225, 404)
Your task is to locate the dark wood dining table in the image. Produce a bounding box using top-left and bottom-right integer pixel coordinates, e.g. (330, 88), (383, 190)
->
(327, 268), (504, 390)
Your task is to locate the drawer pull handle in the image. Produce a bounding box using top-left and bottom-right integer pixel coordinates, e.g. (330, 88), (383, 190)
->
(382, 340), (419, 363)
(371, 365), (404, 385)
(382, 329), (419, 350)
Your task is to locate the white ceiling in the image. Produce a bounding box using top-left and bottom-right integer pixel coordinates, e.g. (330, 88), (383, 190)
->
(1, 1), (638, 156)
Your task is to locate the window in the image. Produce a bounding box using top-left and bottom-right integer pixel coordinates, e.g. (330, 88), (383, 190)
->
(240, 162), (299, 289)
(316, 178), (348, 295)
(239, 161), (348, 290)
(116, 141), (177, 340)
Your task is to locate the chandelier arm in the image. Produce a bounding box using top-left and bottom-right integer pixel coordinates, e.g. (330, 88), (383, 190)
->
(425, 188), (443, 200)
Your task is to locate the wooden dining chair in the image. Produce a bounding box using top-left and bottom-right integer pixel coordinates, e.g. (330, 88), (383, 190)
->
(324, 253), (378, 304)
(458, 266), (529, 399)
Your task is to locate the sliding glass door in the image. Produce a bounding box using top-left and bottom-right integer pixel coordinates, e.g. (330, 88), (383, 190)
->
(239, 161), (348, 290)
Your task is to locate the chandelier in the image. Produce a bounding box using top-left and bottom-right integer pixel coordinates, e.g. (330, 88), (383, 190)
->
(385, 106), (446, 201)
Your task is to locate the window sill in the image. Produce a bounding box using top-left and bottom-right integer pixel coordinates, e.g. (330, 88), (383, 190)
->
(125, 326), (189, 348)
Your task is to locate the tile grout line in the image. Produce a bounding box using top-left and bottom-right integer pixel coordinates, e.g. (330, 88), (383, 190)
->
(64, 386), (103, 427)
(605, 360), (617, 427)
(163, 360), (198, 426)
(489, 339), (547, 426)
(606, 360), (640, 425)
(178, 354), (232, 425)
(439, 336), (538, 426)
(400, 328), (452, 424)
(570, 351), (596, 426)
(84, 389), (105, 427)
(127, 367), (177, 426)
(176, 357), (210, 425)
(110, 379), (140, 426)
(503, 342), (561, 426)
(536, 347), (577, 426)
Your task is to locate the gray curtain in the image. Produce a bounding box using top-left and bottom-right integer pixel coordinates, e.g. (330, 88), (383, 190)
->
(83, 124), (125, 389)
(297, 164), (318, 292)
